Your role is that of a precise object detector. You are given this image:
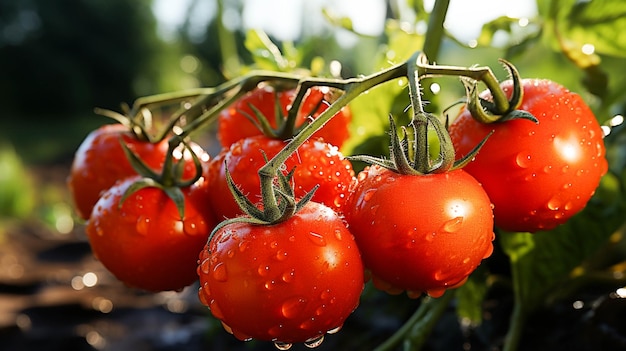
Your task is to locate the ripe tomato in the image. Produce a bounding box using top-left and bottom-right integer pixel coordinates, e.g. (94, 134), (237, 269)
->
(197, 201), (364, 345)
(207, 135), (355, 220)
(345, 165), (494, 298)
(217, 85), (352, 148)
(67, 123), (207, 220)
(449, 79), (607, 232)
(86, 175), (216, 292)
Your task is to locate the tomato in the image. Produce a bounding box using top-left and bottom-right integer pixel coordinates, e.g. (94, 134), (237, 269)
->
(345, 165), (494, 298)
(207, 135), (355, 220)
(67, 123), (207, 220)
(449, 79), (608, 232)
(86, 175), (216, 292)
(217, 85), (352, 148)
(197, 201), (364, 345)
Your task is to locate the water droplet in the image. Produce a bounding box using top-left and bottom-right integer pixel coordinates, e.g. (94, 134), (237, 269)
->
(276, 250), (288, 261)
(425, 232), (436, 242)
(281, 296), (307, 319)
(135, 215), (150, 236)
(441, 217), (463, 233)
(227, 249), (235, 258)
(547, 197), (562, 211)
(199, 259), (211, 274)
(258, 265), (270, 277)
(334, 229), (343, 241)
(515, 152), (531, 168)
(274, 341), (292, 350)
(183, 220), (201, 236)
(543, 165), (552, 174)
(363, 189), (376, 202)
(264, 280), (276, 290)
(212, 262), (228, 282)
(281, 269), (295, 283)
(564, 202), (573, 210)
(239, 241), (250, 252)
(268, 324), (283, 338)
(308, 232), (327, 246)
(327, 325), (342, 334)
(304, 335), (324, 348)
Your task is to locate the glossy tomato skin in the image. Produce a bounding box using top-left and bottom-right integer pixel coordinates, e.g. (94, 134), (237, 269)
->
(86, 175), (216, 292)
(197, 201), (364, 344)
(207, 135), (355, 220)
(217, 85), (352, 148)
(68, 124), (168, 219)
(67, 123), (207, 220)
(449, 79), (608, 232)
(345, 165), (494, 298)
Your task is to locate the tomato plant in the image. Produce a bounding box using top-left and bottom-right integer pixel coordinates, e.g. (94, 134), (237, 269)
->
(217, 85), (352, 148)
(67, 123), (205, 220)
(449, 78), (608, 232)
(86, 175), (216, 292)
(197, 201), (364, 346)
(206, 134), (355, 219)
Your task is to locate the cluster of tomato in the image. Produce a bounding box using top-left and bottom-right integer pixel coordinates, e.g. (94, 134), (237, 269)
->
(67, 78), (607, 349)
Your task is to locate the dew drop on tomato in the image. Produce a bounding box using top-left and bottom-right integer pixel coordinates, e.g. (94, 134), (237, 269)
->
(274, 341), (293, 350)
(327, 325), (342, 334)
(280, 296), (307, 319)
(307, 232), (327, 247)
(281, 268), (295, 282)
(212, 262), (228, 282)
(440, 216), (464, 233)
(304, 335), (324, 348)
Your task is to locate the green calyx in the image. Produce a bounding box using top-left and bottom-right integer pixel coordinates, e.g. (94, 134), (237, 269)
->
(208, 159), (318, 241)
(118, 135), (204, 219)
(463, 59), (538, 124)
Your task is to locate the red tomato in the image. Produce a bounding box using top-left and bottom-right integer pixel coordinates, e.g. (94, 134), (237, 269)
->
(449, 79), (608, 232)
(217, 85), (352, 148)
(67, 123), (207, 220)
(197, 201), (364, 345)
(207, 135), (355, 220)
(345, 165), (494, 298)
(86, 175), (216, 292)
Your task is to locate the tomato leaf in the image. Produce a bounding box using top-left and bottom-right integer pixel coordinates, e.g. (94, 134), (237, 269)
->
(565, 0), (626, 58)
(455, 265), (489, 325)
(244, 29), (289, 71)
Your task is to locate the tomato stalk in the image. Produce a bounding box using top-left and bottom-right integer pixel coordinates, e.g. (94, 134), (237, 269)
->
(372, 290), (455, 351)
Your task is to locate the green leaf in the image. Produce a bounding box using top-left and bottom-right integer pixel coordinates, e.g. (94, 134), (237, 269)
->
(566, 0), (626, 58)
(455, 265), (489, 325)
(244, 29), (289, 71)
(322, 8), (355, 32)
(500, 166), (626, 315)
(477, 16), (519, 47)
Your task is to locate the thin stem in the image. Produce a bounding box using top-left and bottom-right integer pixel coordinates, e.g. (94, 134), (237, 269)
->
(373, 290), (455, 351)
(502, 301), (526, 351)
(257, 60), (409, 215)
(422, 0), (450, 62)
(407, 52), (430, 173)
(415, 54), (510, 113)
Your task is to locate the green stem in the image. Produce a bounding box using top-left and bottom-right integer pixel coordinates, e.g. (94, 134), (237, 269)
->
(257, 59), (408, 216)
(415, 54), (510, 113)
(502, 301), (527, 351)
(373, 290), (455, 351)
(406, 53), (430, 173)
(422, 0), (450, 62)
(405, 290), (455, 350)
